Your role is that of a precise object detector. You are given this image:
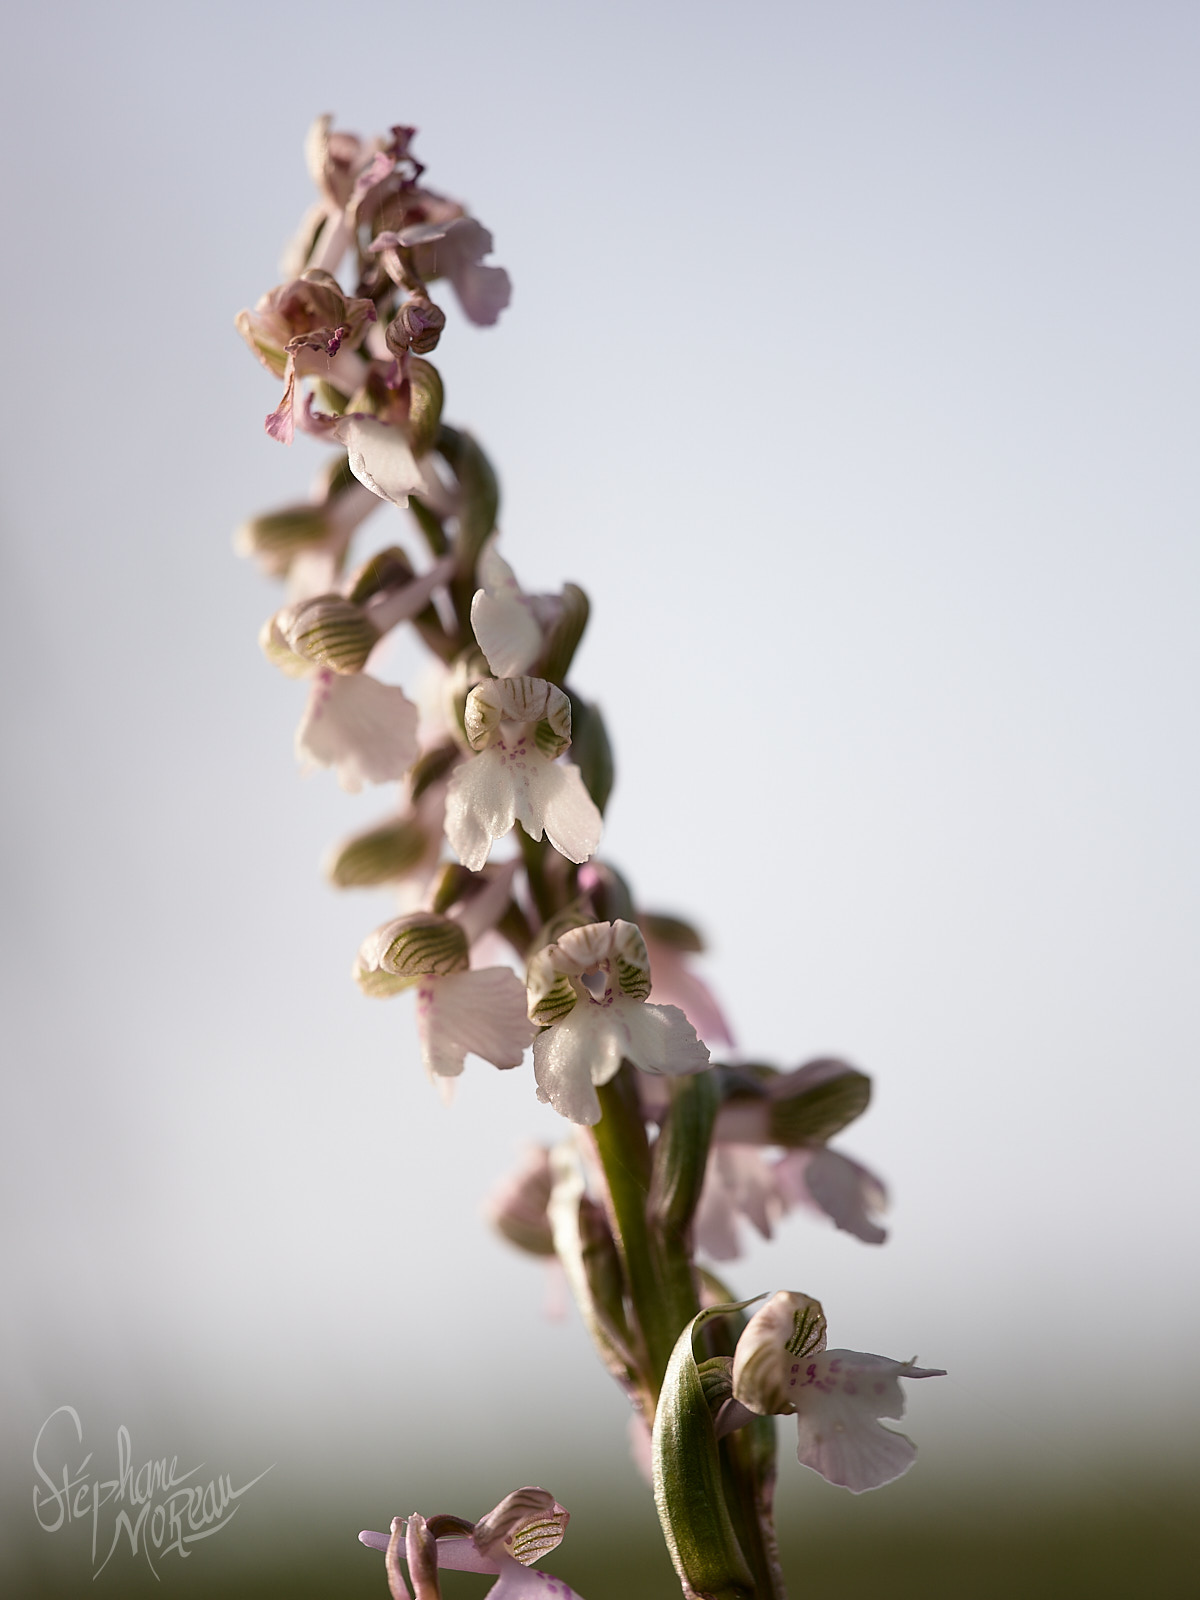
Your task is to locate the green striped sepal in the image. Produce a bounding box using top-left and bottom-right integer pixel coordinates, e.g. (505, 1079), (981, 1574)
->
(729, 1291), (827, 1417)
(526, 946), (578, 1025)
(347, 545), (415, 605)
(279, 594), (381, 674)
(324, 816), (432, 888)
(235, 505), (331, 574)
(371, 912), (469, 979)
(406, 357), (444, 457)
(472, 1485), (570, 1567)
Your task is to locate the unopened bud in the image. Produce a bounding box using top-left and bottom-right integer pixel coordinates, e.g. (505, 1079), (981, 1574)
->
(488, 1147), (555, 1257)
(280, 595), (380, 673)
(538, 582), (590, 685)
(386, 296), (446, 356)
(641, 911), (705, 953)
(325, 816), (431, 888)
(235, 505), (330, 573)
(347, 545), (415, 605)
(406, 356), (444, 455)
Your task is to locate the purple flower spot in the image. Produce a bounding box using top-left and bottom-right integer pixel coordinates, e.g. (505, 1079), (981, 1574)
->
(806, 1363), (817, 1378)
(790, 1364), (799, 1374)
(829, 1359), (842, 1373)
(789, 1378), (796, 1387)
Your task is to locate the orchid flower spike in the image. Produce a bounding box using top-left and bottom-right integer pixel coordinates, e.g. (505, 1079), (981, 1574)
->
(359, 1486), (584, 1600)
(444, 677), (602, 871)
(728, 1291), (944, 1493)
(526, 920), (710, 1124)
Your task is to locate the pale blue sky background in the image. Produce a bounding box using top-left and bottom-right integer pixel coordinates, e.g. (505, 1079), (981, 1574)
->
(2, 0), (1198, 1583)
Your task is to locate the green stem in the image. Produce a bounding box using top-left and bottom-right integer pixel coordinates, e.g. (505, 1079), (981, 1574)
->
(593, 1069), (700, 1397)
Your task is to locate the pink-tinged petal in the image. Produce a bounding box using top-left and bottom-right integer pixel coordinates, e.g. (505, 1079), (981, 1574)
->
(444, 747), (516, 871)
(644, 937), (735, 1049)
(265, 368), (297, 443)
(296, 671), (419, 792)
(529, 762), (602, 866)
(488, 1550), (584, 1599)
(775, 1147), (888, 1246)
(416, 968), (536, 1079)
(792, 1351), (944, 1494)
(694, 1146), (787, 1262)
(453, 262), (512, 327)
(617, 1000), (710, 1078)
(332, 416), (424, 506)
(360, 1527), (499, 1577)
(532, 1008), (622, 1125)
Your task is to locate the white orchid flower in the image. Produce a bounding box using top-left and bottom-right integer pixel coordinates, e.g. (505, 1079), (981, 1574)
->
(444, 676), (602, 871)
(526, 920), (710, 1125)
(728, 1292), (944, 1494)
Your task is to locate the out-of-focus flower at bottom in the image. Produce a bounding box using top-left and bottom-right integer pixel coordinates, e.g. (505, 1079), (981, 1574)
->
(360, 1486), (585, 1598)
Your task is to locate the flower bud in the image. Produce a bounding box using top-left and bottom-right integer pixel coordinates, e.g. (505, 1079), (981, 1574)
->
(406, 356), (444, 455)
(234, 505), (331, 574)
(324, 816), (432, 888)
(487, 1146), (555, 1257)
(386, 296), (446, 356)
(280, 595), (381, 673)
(538, 582), (590, 685)
(641, 911), (705, 954)
(346, 545), (415, 605)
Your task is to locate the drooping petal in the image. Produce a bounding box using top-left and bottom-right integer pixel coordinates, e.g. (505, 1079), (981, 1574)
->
(775, 1147), (888, 1246)
(532, 1006), (624, 1125)
(520, 760), (602, 865)
(693, 1146), (788, 1262)
(332, 415), (424, 506)
(416, 968), (535, 1079)
(791, 1351), (944, 1493)
(453, 262), (513, 327)
(296, 671), (419, 792)
(487, 1550), (584, 1599)
(616, 999), (710, 1078)
(444, 747), (516, 871)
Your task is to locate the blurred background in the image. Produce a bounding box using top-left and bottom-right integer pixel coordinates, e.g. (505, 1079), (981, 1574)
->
(2, 1), (1198, 1594)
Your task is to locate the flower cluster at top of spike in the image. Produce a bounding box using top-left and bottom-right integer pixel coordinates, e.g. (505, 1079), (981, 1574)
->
(238, 118), (945, 1599)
